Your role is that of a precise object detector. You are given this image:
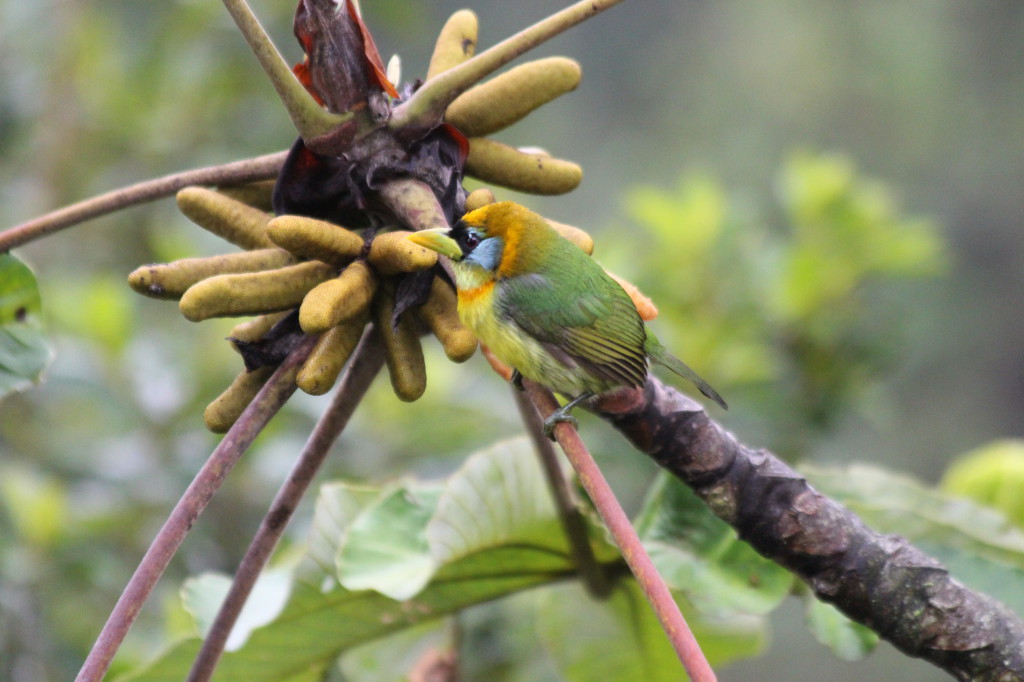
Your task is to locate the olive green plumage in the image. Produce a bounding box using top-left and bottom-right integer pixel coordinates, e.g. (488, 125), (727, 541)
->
(408, 201), (726, 430)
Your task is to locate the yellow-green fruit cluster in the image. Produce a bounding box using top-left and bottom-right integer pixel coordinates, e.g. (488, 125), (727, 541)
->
(130, 7), (603, 432)
(129, 185), (480, 432)
(428, 10), (583, 195)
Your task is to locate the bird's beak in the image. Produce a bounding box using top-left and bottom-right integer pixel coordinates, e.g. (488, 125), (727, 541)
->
(407, 228), (463, 260)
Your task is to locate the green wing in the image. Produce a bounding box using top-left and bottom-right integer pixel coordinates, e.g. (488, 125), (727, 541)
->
(495, 245), (648, 388)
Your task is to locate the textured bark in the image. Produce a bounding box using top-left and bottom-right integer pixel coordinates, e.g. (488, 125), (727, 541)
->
(593, 378), (1024, 682)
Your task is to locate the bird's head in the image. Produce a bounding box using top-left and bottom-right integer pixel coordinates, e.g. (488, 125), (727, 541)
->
(407, 201), (544, 278)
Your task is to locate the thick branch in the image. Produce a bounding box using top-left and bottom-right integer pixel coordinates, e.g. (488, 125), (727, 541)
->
(593, 378), (1024, 682)
(0, 151), (286, 253)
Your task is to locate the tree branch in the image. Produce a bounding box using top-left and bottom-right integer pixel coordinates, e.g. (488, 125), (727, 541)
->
(592, 377), (1024, 682)
(74, 335), (314, 682)
(0, 151), (286, 253)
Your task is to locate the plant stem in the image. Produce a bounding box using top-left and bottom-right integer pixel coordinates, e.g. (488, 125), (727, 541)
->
(378, 177), (451, 232)
(511, 386), (612, 599)
(74, 337), (314, 682)
(523, 380), (717, 682)
(187, 328), (385, 682)
(0, 151), (286, 253)
(390, 0), (628, 130)
(220, 0), (351, 141)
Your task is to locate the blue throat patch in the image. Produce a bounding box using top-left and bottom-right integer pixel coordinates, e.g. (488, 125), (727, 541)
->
(465, 236), (504, 272)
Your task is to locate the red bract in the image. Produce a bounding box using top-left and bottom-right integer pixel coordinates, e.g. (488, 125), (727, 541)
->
(293, 0), (397, 119)
(275, 0), (468, 232)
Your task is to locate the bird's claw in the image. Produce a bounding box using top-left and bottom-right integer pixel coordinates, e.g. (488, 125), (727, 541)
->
(510, 369), (525, 391)
(542, 409), (578, 440)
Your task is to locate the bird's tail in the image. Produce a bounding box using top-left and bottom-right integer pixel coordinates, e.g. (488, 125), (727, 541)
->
(645, 334), (728, 410)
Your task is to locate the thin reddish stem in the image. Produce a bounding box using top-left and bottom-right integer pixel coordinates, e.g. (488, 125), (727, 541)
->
(0, 151), (286, 253)
(511, 386), (612, 599)
(523, 380), (717, 682)
(74, 336), (314, 682)
(186, 329), (385, 682)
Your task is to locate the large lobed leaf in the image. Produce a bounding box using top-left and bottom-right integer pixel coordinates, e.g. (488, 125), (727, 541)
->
(119, 438), (770, 680)
(636, 472), (794, 619)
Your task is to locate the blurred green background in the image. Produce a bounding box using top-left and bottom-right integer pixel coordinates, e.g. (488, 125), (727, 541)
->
(0, 1), (1021, 680)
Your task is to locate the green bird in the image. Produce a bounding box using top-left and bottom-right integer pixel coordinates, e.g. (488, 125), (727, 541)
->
(408, 201), (726, 435)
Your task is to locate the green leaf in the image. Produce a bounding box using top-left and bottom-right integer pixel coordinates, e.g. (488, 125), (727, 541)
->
(0, 254), (49, 397)
(181, 565), (295, 650)
(427, 437), (580, 569)
(337, 482), (443, 599)
(120, 438), (597, 681)
(803, 595), (878, 661)
(306, 481), (383, 581)
(537, 582), (686, 681)
(805, 463), (1024, 616)
(538, 581), (765, 680)
(636, 473), (794, 618)
(338, 619), (453, 682)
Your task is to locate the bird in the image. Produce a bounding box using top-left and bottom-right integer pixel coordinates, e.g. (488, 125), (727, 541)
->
(407, 201), (726, 436)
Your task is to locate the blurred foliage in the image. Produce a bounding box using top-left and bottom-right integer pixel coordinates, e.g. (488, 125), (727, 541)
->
(941, 440), (1024, 530)
(1, 2), (1022, 682)
(603, 153), (945, 455)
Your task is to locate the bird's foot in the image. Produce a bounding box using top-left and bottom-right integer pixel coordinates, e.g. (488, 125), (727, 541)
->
(542, 409), (578, 440)
(541, 393), (592, 440)
(510, 368), (524, 391)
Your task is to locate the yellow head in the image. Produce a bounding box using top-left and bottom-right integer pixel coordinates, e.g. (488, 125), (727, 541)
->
(407, 201), (555, 279)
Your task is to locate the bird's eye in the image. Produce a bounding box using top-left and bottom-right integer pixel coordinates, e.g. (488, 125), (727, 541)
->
(461, 230), (481, 252)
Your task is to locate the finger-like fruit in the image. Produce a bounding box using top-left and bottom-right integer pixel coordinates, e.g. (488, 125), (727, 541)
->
(128, 248), (295, 299)
(426, 9), (479, 80)
(177, 187), (275, 250)
(296, 312), (369, 395)
(419, 276), (477, 362)
(464, 188), (496, 212)
(367, 230), (438, 275)
(179, 261), (336, 321)
(266, 215), (365, 265)
(215, 181), (276, 212)
(298, 260), (377, 333)
(204, 366), (274, 433)
(465, 138), (582, 195)
(608, 271), (659, 321)
(229, 311), (292, 345)
(447, 57), (582, 137)
(374, 285), (426, 402)
(546, 218), (594, 255)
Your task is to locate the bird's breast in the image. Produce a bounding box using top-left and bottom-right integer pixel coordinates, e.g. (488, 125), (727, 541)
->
(456, 280), (500, 339)
(456, 279), (608, 397)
